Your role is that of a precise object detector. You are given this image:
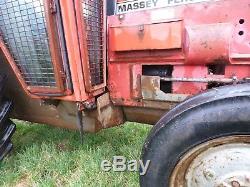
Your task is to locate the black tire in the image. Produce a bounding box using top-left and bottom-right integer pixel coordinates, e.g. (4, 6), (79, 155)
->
(0, 75), (16, 161)
(140, 84), (250, 187)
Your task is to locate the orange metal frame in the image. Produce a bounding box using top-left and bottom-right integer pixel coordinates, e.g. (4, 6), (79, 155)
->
(0, 0), (68, 96)
(74, 0), (107, 93)
(59, 0), (106, 101)
(0, 0), (107, 102)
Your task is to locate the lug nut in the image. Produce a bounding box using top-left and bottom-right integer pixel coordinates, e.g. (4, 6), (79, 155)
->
(231, 181), (240, 187)
(118, 14), (124, 20)
(246, 176), (250, 182)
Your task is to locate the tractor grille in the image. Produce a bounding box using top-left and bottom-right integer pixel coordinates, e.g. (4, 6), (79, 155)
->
(82, 0), (104, 86)
(0, 0), (56, 87)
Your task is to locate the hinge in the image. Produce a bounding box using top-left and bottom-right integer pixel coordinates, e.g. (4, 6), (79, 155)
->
(60, 70), (66, 81)
(50, 0), (57, 14)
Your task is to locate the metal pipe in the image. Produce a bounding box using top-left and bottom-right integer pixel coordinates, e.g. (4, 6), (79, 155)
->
(160, 77), (238, 84)
(76, 103), (84, 144)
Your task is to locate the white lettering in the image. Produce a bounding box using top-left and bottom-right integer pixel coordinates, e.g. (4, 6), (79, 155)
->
(101, 157), (151, 175)
(113, 156), (127, 172)
(139, 160), (151, 176)
(101, 160), (112, 172)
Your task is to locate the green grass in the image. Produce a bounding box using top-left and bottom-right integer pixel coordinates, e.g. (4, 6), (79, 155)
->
(0, 121), (151, 187)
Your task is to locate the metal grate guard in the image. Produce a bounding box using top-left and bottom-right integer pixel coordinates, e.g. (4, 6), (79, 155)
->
(0, 0), (56, 87)
(82, 0), (104, 87)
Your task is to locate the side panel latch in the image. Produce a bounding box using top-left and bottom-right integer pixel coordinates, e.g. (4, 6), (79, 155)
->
(50, 0), (57, 14)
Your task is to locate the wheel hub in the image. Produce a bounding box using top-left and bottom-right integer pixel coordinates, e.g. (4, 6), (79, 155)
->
(186, 144), (250, 187)
(217, 171), (250, 187)
(170, 136), (250, 187)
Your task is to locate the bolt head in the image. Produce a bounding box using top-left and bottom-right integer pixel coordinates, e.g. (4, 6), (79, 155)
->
(231, 181), (240, 187)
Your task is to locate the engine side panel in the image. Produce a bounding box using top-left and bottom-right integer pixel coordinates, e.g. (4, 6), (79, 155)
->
(108, 0), (250, 109)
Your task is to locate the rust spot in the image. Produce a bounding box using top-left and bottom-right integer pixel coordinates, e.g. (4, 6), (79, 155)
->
(212, 55), (228, 64)
(142, 76), (158, 92)
(201, 41), (208, 49)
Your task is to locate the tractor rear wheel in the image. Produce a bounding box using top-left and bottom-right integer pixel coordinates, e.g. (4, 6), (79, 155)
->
(140, 84), (250, 187)
(0, 75), (16, 161)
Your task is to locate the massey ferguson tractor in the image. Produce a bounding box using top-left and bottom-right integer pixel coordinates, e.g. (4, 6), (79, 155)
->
(1, 0), (250, 186)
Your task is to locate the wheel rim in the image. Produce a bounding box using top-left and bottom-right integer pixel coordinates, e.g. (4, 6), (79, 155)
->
(170, 136), (250, 187)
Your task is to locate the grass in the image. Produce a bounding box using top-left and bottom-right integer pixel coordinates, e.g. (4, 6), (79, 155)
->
(0, 121), (151, 187)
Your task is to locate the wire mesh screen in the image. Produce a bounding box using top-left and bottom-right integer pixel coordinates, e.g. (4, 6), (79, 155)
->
(0, 0), (56, 87)
(82, 0), (104, 87)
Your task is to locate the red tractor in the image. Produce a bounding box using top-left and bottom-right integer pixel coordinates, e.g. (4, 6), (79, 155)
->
(1, 0), (250, 186)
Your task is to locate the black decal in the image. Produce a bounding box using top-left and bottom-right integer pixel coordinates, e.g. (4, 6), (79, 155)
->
(174, 0), (181, 3)
(152, 0), (159, 6)
(127, 3), (133, 11)
(146, 0), (152, 8)
(133, 2), (139, 9)
(168, 0), (174, 4)
(140, 1), (146, 8)
(118, 4), (127, 13)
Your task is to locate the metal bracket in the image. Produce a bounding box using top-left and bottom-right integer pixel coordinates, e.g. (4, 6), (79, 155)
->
(50, 0), (57, 14)
(76, 102), (84, 144)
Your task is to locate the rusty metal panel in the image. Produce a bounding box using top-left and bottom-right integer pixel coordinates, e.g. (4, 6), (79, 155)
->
(141, 76), (188, 102)
(110, 21), (182, 51)
(172, 66), (207, 95)
(185, 23), (233, 64)
(0, 0), (56, 87)
(107, 0), (250, 107)
(81, 0), (104, 87)
(96, 93), (124, 129)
